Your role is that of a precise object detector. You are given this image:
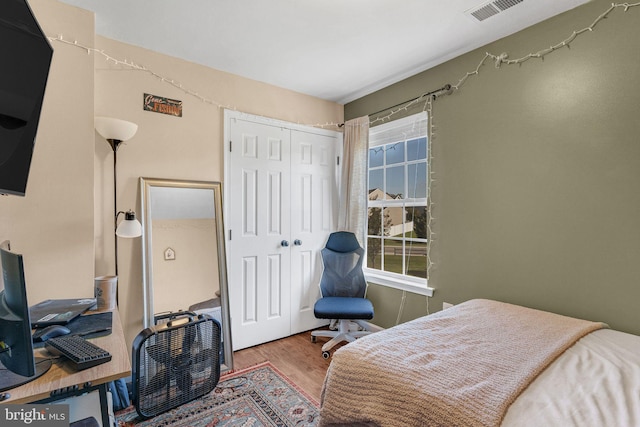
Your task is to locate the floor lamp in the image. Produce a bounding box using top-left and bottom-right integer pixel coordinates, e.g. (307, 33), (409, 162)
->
(95, 116), (142, 281)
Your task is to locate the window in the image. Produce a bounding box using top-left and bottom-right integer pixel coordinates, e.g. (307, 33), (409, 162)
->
(365, 112), (432, 295)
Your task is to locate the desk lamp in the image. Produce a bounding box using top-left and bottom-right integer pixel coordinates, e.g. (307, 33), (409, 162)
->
(95, 116), (142, 278)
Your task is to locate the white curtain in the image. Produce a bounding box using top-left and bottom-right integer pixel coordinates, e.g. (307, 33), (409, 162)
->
(337, 116), (369, 245)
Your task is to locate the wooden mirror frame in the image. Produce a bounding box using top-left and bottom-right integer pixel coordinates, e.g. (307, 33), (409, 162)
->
(139, 177), (233, 372)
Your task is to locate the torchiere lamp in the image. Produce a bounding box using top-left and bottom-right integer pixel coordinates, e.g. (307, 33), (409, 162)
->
(95, 116), (142, 278)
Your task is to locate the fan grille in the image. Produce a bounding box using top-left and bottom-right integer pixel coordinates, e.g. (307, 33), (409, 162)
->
(133, 316), (221, 418)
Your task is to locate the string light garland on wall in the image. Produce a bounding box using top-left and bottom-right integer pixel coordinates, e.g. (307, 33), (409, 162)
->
(425, 95), (436, 282)
(49, 35), (238, 112)
(49, 1), (638, 285)
(49, 2), (638, 130)
(366, 2), (640, 125)
(452, 2), (640, 92)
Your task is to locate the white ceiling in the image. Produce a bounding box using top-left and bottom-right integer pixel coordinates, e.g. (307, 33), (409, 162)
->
(57, 0), (589, 104)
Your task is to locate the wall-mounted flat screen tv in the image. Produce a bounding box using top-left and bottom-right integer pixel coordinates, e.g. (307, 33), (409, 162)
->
(0, 0), (53, 196)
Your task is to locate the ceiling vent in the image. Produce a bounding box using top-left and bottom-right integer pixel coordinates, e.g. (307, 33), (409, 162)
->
(467, 0), (524, 22)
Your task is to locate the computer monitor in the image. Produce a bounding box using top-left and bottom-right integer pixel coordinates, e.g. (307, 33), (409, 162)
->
(0, 0), (54, 196)
(0, 242), (51, 399)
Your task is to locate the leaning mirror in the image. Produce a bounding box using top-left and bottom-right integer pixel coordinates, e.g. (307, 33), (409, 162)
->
(140, 178), (233, 372)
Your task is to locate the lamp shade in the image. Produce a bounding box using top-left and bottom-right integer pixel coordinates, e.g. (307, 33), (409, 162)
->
(116, 210), (142, 238)
(95, 116), (138, 142)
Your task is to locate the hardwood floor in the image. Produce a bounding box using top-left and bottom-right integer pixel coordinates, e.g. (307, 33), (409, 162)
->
(232, 330), (344, 402)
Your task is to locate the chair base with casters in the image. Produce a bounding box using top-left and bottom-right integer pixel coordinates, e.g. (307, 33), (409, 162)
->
(311, 296), (374, 359)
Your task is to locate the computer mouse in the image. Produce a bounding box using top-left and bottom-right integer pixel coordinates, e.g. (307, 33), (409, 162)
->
(32, 325), (71, 342)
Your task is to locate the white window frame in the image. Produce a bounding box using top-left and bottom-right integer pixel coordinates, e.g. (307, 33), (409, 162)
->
(364, 112), (434, 297)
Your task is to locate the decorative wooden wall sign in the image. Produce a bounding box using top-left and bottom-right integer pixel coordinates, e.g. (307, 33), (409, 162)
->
(143, 93), (182, 117)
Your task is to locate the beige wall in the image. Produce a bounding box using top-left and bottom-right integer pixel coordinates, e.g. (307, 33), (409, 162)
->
(4, 0), (343, 346)
(151, 219), (218, 314)
(0, 0), (95, 303)
(347, 0), (640, 335)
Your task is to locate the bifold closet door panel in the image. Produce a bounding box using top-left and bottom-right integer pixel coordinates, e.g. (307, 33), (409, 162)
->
(290, 130), (339, 334)
(227, 119), (292, 350)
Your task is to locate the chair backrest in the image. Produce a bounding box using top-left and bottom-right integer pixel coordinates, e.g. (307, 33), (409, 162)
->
(319, 232), (367, 298)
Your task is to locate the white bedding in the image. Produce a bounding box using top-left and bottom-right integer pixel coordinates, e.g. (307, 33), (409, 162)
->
(503, 328), (640, 426)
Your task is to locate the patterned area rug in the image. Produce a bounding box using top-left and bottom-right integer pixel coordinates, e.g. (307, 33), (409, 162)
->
(116, 361), (319, 426)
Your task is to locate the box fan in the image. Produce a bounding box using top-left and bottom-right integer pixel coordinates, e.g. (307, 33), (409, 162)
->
(132, 312), (221, 418)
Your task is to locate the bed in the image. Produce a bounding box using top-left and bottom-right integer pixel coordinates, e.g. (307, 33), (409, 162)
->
(318, 299), (640, 426)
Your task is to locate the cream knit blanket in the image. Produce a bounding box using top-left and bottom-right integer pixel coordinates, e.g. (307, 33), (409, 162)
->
(319, 299), (605, 427)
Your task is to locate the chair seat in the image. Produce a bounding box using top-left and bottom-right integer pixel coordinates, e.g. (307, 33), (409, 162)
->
(314, 296), (374, 320)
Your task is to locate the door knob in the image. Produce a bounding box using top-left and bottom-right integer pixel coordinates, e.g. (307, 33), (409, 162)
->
(281, 240), (289, 247)
(293, 239), (302, 246)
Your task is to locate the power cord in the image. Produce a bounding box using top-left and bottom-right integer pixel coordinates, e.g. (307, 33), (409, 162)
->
(395, 290), (407, 325)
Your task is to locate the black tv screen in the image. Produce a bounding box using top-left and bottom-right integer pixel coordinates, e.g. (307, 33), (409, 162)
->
(0, 0), (53, 196)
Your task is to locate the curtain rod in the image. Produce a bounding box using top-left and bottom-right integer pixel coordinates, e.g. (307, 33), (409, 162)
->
(367, 84), (452, 118)
(338, 84), (452, 127)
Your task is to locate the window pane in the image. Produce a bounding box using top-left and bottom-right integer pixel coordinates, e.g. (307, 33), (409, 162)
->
(383, 238), (403, 274)
(407, 162), (427, 199)
(369, 147), (384, 168)
(367, 238), (383, 271)
(405, 244), (427, 278)
(383, 206), (403, 238)
(405, 206), (428, 239)
(385, 142), (404, 165)
(368, 169), (383, 199)
(407, 137), (427, 161)
(386, 166), (404, 199)
(367, 207), (383, 236)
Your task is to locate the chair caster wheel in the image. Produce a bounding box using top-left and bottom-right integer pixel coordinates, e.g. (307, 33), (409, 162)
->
(322, 351), (331, 359)
(311, 335), (317, 343)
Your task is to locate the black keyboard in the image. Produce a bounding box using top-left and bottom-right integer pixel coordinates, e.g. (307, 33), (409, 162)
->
(45, 334), (112, 370)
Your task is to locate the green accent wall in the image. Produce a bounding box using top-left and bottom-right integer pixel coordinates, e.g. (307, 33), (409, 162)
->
(351, 0), (640, 335)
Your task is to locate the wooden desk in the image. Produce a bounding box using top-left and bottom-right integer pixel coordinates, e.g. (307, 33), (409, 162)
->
(1, 309), (131, 426)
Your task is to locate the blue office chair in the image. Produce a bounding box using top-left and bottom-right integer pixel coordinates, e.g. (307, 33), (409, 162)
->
(311, 231), (374, 358)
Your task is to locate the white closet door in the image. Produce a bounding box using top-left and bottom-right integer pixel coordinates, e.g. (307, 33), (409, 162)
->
(225, 111), (341, 350)
(227, 118), (292, 350)
(289, 130), (339, 333)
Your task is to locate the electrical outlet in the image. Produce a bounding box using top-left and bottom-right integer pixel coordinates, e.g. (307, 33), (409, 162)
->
(443, 302), (454, 310)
